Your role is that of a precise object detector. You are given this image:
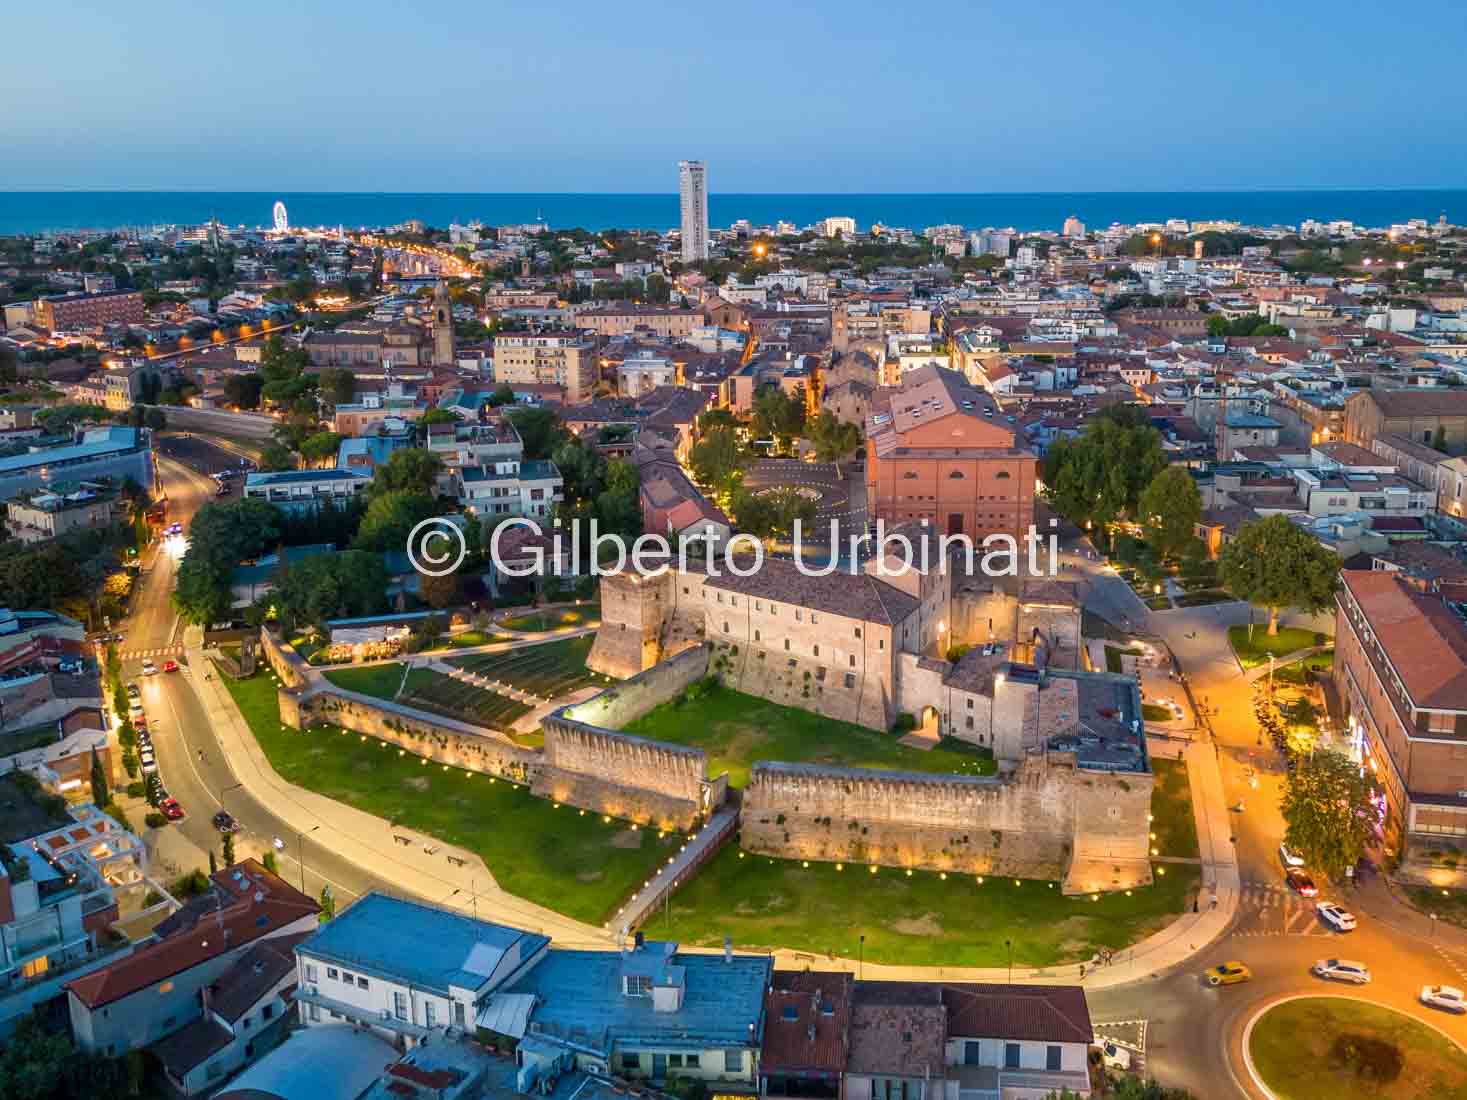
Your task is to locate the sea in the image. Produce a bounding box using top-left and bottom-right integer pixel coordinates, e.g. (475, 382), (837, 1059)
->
(2, 190), (1466, 237)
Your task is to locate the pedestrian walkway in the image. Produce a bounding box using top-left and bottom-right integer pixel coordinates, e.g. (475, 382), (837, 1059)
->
(1231, 883), (1337, 938)
(187, 643), (614, 947)
(120, 645), (184, 662)
(616, 802), (739, 932)
(1241, 645), (1331, 683)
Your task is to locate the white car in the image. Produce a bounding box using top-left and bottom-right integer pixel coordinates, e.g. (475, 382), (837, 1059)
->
(1279, 843), (1306, 868)
(1317, 902), (1357, 932)
(1312, 958), (1371, 985)
(1096, 1039), (1132, 1071)
(141, 659), (157, 676)
(1421, 985), (1467, 1014)
(138, 749), (157, 774)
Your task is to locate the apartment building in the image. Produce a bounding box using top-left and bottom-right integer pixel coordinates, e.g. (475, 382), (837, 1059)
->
(575, 306), (702, 341)
(1, 793), (145, 1036)
(493, 331), (597, 403)
(243, 469), (371, 513)
(427, 418), (565, 520)
(33, 291), (145, 332)
(1345, 387), (1467, 451)
(0, 427), (153, 501)
(66, 860), (319, 1056)
(1333, 570), (1467, 856)
(865, 366), (1037, 541)
(5, 484), (116, 544)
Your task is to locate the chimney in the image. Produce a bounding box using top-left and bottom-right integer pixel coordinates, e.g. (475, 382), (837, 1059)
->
(723, 936), (732, 963)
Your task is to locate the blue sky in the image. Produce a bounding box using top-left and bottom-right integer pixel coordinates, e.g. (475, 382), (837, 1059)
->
(3, 0), (1465, 192)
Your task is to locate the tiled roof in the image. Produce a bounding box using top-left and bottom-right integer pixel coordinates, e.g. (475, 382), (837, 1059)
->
(207, 932), (308, 1022)
(1358, 388), (1467, 418)
(940, 983), (1092, 1044)
(761, 971), (851, 1073)
(66, 860), (318, 1009)
(703, 558), (920, 626)
(1340, 570), (1467, 709)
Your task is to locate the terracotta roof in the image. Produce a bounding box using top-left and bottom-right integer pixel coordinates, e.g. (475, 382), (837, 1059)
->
(940, 983), (1092, 1044)
(761, 971), (851, 1074)
(847, 984), (946, 1076)
(207, 932), (309, 1022)
(66, 860), (319, 1010)
(1355, 388), (1467, 418)
(704, 558), (920, 626)
(149, 1017), (233, 1077)
(1340, 570), (1467, 709)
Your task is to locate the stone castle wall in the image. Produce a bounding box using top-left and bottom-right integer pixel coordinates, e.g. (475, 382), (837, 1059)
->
(259, 627), (310, 690)
(587, 571), (662, 679)
(539, 644), (712, 830)
(740, 754), (1153, 892)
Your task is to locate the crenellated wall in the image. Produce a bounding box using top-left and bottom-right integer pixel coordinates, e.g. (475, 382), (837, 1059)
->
(258, 627), (310, 690)
(740, 755), (1153, 893)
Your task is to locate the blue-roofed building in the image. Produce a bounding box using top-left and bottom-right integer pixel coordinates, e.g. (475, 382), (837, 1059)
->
(244, 468), (371, 512)
(0, 427), (153, 501)
(336, 418), (417, 473)
(499, 938), (770, 1091)
(293, 894), (550, 1051)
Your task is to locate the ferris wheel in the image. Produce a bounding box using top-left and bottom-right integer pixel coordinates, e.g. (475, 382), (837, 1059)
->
(272, 200), (289, 233)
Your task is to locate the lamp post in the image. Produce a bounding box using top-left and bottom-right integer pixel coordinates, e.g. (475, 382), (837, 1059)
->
(1005, 939), (1012, 984)
(858, 934), (865, 979)
(297, 825), (319, 894)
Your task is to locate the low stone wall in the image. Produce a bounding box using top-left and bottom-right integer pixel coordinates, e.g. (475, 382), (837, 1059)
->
(562, 644), (710, 729)
(259, 627), (310, 690)
(740, 754), (1153, 892)
(291, 686), (541, 784)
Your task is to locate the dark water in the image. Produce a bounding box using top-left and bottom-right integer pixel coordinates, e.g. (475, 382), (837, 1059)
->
(1, 190), (1463, 236)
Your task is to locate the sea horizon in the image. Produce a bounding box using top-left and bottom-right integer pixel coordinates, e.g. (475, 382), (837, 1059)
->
(2, 187), (1465, 236)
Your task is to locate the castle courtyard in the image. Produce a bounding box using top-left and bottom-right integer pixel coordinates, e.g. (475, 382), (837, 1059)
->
(619, 684), (997, 787)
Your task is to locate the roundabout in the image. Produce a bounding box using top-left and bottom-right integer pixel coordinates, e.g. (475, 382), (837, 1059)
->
(1241, 994), (1467, 1100)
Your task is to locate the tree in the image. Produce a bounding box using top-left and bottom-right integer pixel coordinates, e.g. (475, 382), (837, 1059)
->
(267, 550), (390, 633)
(751, 386), (806, 451)
(317, 367), (357, 407)
(690, 427), (746, 499)
(89, 747), (109, 808)
(223, 373), (264, 410)
(419, 567), (461, 610)
(354, 490), (438, 552)
(173, 499), (283, 625)
(298, 431), (344, 467)
(1218, 515), (1339, 634)
(0, 1017), (132, 1100)
(257, 442), (297, 472)
(504, 406), (564, 459)
(488, 384), (516, 407)
(1281, 749), (1375, 881)
(1137, 467), (1202, 561)
(595, 459), (642, 539)
(144, 407), (167, 432)
(209, 849), (218, 875)
(319, 885), (337, 921)
(369, 449), (443, 498)
(806, 411), (862, 475)
(1042, 409), (1166, 544)
(222, 831), (235, 867)
(552, 434), (606, 505)
(733, 486), (816, 545)
(262, 850), (279, 876)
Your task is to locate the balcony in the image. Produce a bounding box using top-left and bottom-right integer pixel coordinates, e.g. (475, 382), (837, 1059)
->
(294, 986), (433, 1039)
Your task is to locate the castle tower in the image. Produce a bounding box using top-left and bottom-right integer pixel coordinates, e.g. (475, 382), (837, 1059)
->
(431, 281), (454, 366)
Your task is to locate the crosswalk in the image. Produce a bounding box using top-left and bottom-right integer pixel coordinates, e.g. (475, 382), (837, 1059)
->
(119, 646), (184, 662)
(1233, 881), (1339, 938)
(1434, 944), (1467, 984)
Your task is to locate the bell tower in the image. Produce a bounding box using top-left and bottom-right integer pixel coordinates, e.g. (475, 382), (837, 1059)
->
(431, 281), (454, 365)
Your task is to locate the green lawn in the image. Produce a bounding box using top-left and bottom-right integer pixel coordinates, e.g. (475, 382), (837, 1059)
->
(444, 630), (511, 648)
(1141, 703), (1173, 723)
(1249, 997), (1467, 1100)
(449, 636), (606, 699)
(1274, 650), (1334, 686)
(657, 847), (1198, 967)
(500, 604), (600, 632)
(398, 668), (534, 732)
(1174, 590), (1235, 608)
(620, 687), (996, 788)
(217, 666), (677, 925)
(322, 663), (405, 700)
(1105, 646), (1142, 674)
(1228, 625), (1327, 668)
(1145, 596), (1172, 611)
(1150, 757), (1199, 859)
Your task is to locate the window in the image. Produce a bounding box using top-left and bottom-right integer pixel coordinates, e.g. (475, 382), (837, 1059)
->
(811, 613), (819, 624)
(813, 645), (820, 657)
(724, 1051), (741, 1073)
(342, 971), (353, 985)
(966, 716), (974, 729)
(394, 992), (409, 1020)
(454, 1002), (466, 1028)
(723, 621), (729, 633)
(755, 601), (762, 611)
(158, 981), (174, 994)
(845, 673), (855, 689)
(849, 655), (856, 667)
(305, 964), (318, 983)
(966, 698), (973, 709)
(357, 977), (369, 990)
(669, 1055), (684, 1068)
(327, 967), (339, 980)
(755, 630), (761, 641)
(948, 470), (965, 479)
(263, 1005), (274, 1021)
(995, 470), (1011, 480)
(1004, 1044), (1021, 1070)
(784, 639), (790, 651)
(424, 1002), (436, 1027)
(855, 627), (862, 639)
(686, 1054), (700, 1068)
(795, 609), (803, 622)
(621, 1053), (642, 1072)
(963, 1041), (981, 1066)
(1046, 1046), (1062, 1072)
(626, 975), (653, 997)
(308, 1003), (321, 1022)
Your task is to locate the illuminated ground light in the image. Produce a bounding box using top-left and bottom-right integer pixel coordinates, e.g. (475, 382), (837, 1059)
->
(869, 865), (878, 874)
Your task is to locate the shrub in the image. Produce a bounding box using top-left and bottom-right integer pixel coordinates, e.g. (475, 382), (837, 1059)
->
(144, 812), (167, 829)
(126, 781), (145, 799)
(1327, 1034), (1403, 1083)
(172, 868), (210, 897)
(892, 713), (917, 734)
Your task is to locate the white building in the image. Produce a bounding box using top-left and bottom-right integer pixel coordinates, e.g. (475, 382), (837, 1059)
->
(678, 160), (709, 265)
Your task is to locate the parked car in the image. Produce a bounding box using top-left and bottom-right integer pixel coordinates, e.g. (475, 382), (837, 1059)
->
(162, 659), (179, 673)
(1312, 959), (1371, 985)
(1286, 868), (1318, 897)
(141, 659), (157, 676)
(1279, 843), (1305, 867)
(1205, 961), (1252, 986)
(159, 798), (185, 821)
(1421, 985), (1467, 1014)
(212, 811), (240, 834)
(138, 749), (157, 773)
(1317, 902), (1357, 932)
(126, 682), (140, 699)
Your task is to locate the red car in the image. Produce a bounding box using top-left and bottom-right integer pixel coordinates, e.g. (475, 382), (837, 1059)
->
(1286, 868), (1318, 897)
(131, 715), (147, 730)
(159, 798), (184, 821)
(162, 659), (179, 673)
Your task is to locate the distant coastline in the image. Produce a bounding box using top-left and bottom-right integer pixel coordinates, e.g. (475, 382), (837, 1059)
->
(1, 188), (1464, 236)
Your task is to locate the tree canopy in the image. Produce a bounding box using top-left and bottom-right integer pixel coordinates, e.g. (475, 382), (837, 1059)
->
(353, 490), (439, 552)
(1281, 749), (1376, 881)
(1218, 514), (1339, 634)
(690, 426), (747, 499)
(1041, 407), (1166, 542)
(261, 550), (389, 634)
(368, 449), (443, 498)
(733, 486), (816, 545)
(173, 499), (283, 625)
(806, 411), (862, 474)
(1137, 466), (1202, 561)
(751, 386), (806, 451)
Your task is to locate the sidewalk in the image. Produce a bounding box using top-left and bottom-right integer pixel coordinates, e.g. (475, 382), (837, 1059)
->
(187, 644), (614, 947)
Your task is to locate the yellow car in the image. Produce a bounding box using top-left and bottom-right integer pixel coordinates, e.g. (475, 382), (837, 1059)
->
(1206, 961), (1252, 987)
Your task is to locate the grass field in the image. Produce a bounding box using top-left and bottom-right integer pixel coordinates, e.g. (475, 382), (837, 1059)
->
(1141, 703), (1173, 723)
(1228, 625), (1327, 668)
(449, 636), (605, 699)
(500, 604), (600, 632)
(322, 664), (405, 700)
(1150, 757), (1199, 859)
(1249, 997), (1467, 1100)
(1405, 884), (1467, 929)
(442, 630), (511, 649)
(657, 847), (1198, 967)
(619, 687), (996, 788)
(1274, 650), (1334, 686)
(218, 666), (676, 925)
(399, 668), (534, 732)
(1105, 646), (1142, 674)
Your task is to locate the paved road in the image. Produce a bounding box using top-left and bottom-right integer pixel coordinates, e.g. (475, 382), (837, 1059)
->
(1051, 535), (1467, 1097)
